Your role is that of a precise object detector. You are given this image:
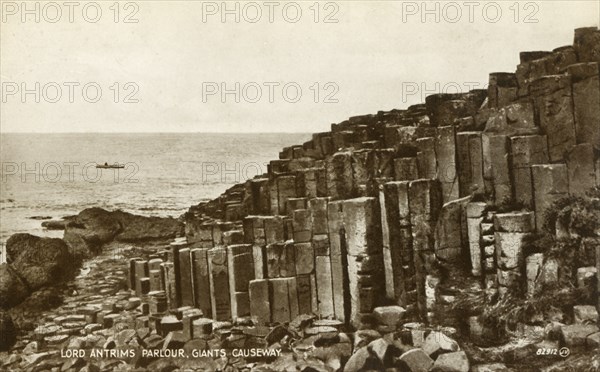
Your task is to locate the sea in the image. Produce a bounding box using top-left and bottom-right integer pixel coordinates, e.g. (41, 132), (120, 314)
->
(0, 133), (310, 261)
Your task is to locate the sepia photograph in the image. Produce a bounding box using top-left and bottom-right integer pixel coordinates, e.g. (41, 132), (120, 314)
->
(0, 1), (599, 371)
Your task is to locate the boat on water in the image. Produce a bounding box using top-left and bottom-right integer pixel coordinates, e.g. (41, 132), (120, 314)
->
(96, 162), (125, 169)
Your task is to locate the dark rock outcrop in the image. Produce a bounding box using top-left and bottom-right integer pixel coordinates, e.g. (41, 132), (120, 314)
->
(0, 311), (17, 351)
(1, 234), (75, 309)
(63, 208), (183, 257)
(6, 234), (74, 289)
(0, 264), (30, 309)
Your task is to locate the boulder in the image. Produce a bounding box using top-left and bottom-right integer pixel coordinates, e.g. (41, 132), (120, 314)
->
(573, 305), (599, 324)
(560, 324), (600, 346)
(422, 331), (459, 358)
(397, 348), (434, 371)
(373, 306), (406, 328)
(432, 351), (469, 372)
(0, 264), (30, 309)
(0, 311), (17, 351)
(41, 218), (72, 230)
(64, 208), (183, 257)
(343, 346), (382, 372)
(368, 337), (401, 365)
(111, 210), (183, 242)
(587, 332), (600, 348)
(6, 234), (75, 290)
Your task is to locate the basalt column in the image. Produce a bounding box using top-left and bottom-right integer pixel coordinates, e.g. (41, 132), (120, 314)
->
(382, 181), (415, 309)
(408, 179), (443, 320)
(342, 197), (384, 328)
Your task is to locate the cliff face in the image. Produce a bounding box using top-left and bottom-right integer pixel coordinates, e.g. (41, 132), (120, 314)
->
(177, 26), (599, 326)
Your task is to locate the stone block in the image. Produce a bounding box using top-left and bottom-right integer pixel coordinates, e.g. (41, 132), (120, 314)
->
(342, 197), (382, 256)
(433, 351), (469, 372)
(466, 202), (486, 277)
(177, 248), (194, 307)
(249, 279), (270, 325)
(312, 234), (330, 256)
(568, 62), (600, 146)
(296, 168), (324, 198)
(249, 178), (270, 215)
(435, 126), (459, 202)
(493, 212), (535, 233)
(243, 216), (265, 245)
(269, 277), (299, 324)
(566, 143), (596, 196)
(531, 164), (569, 231)
(373, 306), (406, 328)
(409, 179), (443, 250)
(134, 260), (148, 296)
(577, 266), (597, 288)
(398, 349), (434, 372)
(510, 135), (549, 208)
(207, 248), (230, 321)
(222, 230), (244, 246)
(488, 73), (517, 109)
(294, 242), (314, 275)
(526, 253), (544, 297)
(484, 102), (537, 136)
(574, 27), (600, 64)
(560, 324), (600, 346)
(482, 134), (512, 204)
(315, 256), (335, 318)
(308, 198), (329, 235)
(191, 318), (213, 339)
(266, 242), (296, 278)
(495, 232), (529, 270)
(574, 305), (599, 324)
(287, 197), (307, 214)
(347, 254), (383, 327)
(160, 262), (177, 309)
(212, 222), (234, 246)
(185, 221), (213, 245)
(326, 151), (354, 200)
(327, 201), (347, 322)
(128, 258), (143, 291)
(268, 179), (279, 215)
(264, 216), (284, 244)
(416, 137), (437, 180)
(296, 274), (316, 315)
(149, 269), (162, 292)
(530, 75), (577, 162)
(277, 175), (297, 215)
(456, 131), (485, 196)
(139, 277), (150, 295)
(230, 292), (250, 319)
(394, 157), (419, 181)
(292, 209), (312, 243)
(227, 244), (254, 292)
(252, 245), (265, 279)
(435, 196), (471, 261)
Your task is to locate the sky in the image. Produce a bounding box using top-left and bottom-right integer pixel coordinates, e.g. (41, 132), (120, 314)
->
(0, 0), (599, 133)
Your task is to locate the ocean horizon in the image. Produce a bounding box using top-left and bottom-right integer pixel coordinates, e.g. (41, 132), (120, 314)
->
(0, 132), (310, 256)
